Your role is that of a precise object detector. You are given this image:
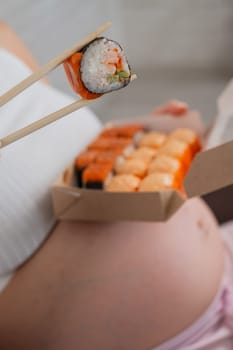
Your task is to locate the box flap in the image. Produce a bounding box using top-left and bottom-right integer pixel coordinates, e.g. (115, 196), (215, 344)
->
(218, 78), (233, 119)
(207, 78), (233, 149)
(184, 140), (233, 198)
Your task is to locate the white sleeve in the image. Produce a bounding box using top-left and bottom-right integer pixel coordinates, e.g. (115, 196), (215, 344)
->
(0, 49), (102, 279)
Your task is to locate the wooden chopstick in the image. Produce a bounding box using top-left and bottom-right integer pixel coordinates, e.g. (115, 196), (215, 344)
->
(0, 74), (137, 148)
(0, 21), (111, 107)
(0, 99), (88, 148)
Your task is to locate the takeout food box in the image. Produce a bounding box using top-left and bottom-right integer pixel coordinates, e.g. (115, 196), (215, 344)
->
(52, 100), (233, 222)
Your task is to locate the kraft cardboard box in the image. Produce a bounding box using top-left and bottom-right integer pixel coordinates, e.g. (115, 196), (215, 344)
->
(52, 80), (233, 222)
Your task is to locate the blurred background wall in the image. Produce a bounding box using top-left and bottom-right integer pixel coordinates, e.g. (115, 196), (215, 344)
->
(2, 0), (233, 123)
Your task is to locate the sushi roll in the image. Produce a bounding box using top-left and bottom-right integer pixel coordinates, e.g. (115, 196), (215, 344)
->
(115, 158), (148, 178)
(169, 128), (201, 156)
(99, 126), (120, 138)
(100, 124), (145, 138)
(95, 150), (122, 168)
(139, 172), (179, 192)
(75, 150), (99, 186)
(148, 155), (184, 186)
(137, 132), (167, 149)
(105, 174), (141, 192)
(82, 163), (113, 189)
(158, 138), (192, 170)
(127, 147), (158, 162)
(88, 136), (134, 155)
(63, 37), (132, 99)
(117, 124), (145, 138)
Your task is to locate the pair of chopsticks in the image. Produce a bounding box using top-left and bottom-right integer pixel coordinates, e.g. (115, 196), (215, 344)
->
(0, 22), (112, 149)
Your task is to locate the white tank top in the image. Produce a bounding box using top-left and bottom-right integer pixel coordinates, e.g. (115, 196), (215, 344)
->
(0, 49), (101, 289)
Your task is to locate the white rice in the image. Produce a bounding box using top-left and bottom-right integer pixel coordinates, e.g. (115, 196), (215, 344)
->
(80, 38), (130, 94)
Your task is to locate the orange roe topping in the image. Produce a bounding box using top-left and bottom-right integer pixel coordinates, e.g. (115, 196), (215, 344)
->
(95, 151), (121, 165)
(83, 163), (113, 183)
(88, 137), (132, 151)
(63, 52), (102, 100)
(75, 150), (99, 169)
(100, 124), (144, 138)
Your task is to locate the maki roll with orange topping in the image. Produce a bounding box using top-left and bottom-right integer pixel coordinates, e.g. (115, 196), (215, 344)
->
(83, 163), (113, 189)
(75, 150), (99, 186)
(138, 132), (167, 149)
(100, 124), (145, 138)
(148, 155), (184, 186)
(115, 158), (148, 178)
(158, 138), (192, 170)
(105, 174), (140, 192)
(139, 172), (179, 192)
(95, 150), (121, 168)
(88, 137), (133, 155)
(170, 128), (201, 156)
(127, 147), (158, 162)
(63, 37), (132, 100)
(99, 126), (120, 138)
(118, 124), (145, 138)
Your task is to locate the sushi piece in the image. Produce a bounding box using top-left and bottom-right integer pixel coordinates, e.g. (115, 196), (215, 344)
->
(82, 163), (113, 189)
(88, 136), (132, 150)
(99, 126), (120, 138)
(63, 37), (132, 99)
(75, 150), (99, 186)
(105, 174), (140, 192)
(88, 136), (133, 155)
(148, 154), (183, 174)
(115, 158), (148, 178)
(148, 155), (184, 186)
(137, 131), (167, 149)
(158, 138), (192, 170)
(95, 150), (122, 168)
(100, 124), (145, 138)
(169, 128), (201, 156)
(139, 172), (179, 192)
(127, 147), (158, 162)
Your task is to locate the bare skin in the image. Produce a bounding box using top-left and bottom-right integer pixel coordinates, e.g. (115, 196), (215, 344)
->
(0, 198), (224, 350)
(0, 23), (225, 350)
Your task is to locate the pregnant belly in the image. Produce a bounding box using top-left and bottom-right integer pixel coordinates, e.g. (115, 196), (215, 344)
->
(0, 198), (224, 350)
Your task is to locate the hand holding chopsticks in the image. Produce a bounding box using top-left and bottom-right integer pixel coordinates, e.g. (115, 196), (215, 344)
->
(0, 21), (112, 148)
